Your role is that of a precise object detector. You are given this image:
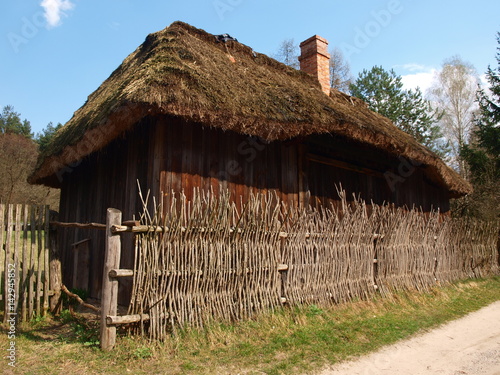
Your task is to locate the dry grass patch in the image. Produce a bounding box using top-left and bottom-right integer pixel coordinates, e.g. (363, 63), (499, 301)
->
(0, 276), (499, 375)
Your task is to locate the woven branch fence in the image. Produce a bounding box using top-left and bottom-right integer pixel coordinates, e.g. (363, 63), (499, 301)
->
(126, 190), (499, 340)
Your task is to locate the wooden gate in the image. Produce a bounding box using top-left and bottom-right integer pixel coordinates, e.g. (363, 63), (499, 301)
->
(0, 204), (52, 322)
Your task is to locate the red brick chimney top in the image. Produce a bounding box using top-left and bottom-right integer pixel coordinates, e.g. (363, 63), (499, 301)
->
(298, 35), (331, 95)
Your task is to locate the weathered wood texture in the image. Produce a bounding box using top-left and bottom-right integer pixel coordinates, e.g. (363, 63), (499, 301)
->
(72, 239), (90, 291)
(57, 116), (454, 302)
(100, 208), (122, 351)
(125, 191), (499, 341)
(0, 204), (51, 322)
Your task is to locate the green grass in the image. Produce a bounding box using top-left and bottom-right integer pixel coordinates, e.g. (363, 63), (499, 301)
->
(1, 276), (499, 375)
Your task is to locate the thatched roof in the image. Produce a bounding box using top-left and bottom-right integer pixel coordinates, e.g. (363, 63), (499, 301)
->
(29, 21), (471, 197)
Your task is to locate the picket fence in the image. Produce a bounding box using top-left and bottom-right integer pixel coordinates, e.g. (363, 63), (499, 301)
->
(0, 204), (51, 322)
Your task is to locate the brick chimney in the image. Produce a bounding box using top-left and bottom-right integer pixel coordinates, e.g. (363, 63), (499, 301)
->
(299, 35), (331, 95)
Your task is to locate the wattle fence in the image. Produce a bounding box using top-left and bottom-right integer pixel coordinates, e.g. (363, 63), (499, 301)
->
(3, 198), (497, 351)
(106, 191), (499, 341)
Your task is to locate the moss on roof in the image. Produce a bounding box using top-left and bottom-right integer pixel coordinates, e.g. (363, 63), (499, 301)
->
(29, 21), (471, 197)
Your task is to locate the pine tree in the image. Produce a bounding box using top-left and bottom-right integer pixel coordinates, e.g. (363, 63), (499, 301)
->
(36, 122), (63, 153)
(350, 66), (447, 156)
(458, 33), (500, 219)
(0, 105), (33, 138)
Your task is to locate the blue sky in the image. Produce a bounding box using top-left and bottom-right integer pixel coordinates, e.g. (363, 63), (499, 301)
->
(1, 0), (499, 134)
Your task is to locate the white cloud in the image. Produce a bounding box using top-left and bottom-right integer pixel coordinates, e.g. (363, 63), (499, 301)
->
(109, 21), (121, 30)
(397, 63), (428, 73)
(41, 0), (75, 28)
(479, 74), (489, 88)
(394, 64), (438, 94)
(401, 70), (437, 94)
(479, 73), (494, 100)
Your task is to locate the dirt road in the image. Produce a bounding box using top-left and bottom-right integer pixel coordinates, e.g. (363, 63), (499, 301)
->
(319, 301), (500, 375)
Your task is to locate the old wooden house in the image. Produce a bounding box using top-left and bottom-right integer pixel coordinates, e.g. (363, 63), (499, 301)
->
(29, 22), (470, 300)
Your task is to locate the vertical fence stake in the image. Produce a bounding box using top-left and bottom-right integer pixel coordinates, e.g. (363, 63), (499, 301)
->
(13, 205), (21, 318)
(21, 205), (29, 321)
(0, 205), (5, 320)
(36, 206), (43, 316)
(49, 211), (62, 315)
(3, 204), (13, 324)
(279, 235), (288, 305)
(100, 208), (122, 351)
(373, 235), (379, 291)
(28, 206), (36, 319)
(43, 206), (50, 316)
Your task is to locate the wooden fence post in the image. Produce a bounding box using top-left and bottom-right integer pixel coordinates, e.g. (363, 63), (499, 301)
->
(21, 205), (29, 321)
(28, 206), (36, 319)
(279, 235), (288, 305)
(100, 208), (122, 351)
(49, 211), (62, 315)
(43, 206), (50, 316)
(0, 204), (5, 321)
(36, 206), (43, 316)
(13, 204), (21, 318)
(3, 204), (13, 324)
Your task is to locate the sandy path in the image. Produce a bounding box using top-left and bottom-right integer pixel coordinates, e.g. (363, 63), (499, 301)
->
(318, 301), (500, 375)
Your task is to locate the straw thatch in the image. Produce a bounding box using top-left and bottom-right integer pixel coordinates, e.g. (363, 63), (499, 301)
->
(29, 21), (470, 197)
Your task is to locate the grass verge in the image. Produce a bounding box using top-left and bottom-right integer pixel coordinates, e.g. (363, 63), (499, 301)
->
(1, 276), (499, 375)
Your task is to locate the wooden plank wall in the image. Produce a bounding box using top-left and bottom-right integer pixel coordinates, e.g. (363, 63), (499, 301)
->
(58, 115), (453, 302)
(304, 135), (451, 213)
(155, 118), (301, 212)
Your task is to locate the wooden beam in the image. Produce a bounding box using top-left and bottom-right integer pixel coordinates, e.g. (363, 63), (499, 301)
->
(109, 269), (134, 278)
(277, 264), (289, 271)
(71, 238), (91, 248)
(106, 314), (150, 325)
(106, 311), (168, 325)
(122, 220), (140, 227)
(51, 221), (107, 230)
(111, 224), (166, 234)
(112, 221), (383, 245)
(100, 208), (122, 351)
